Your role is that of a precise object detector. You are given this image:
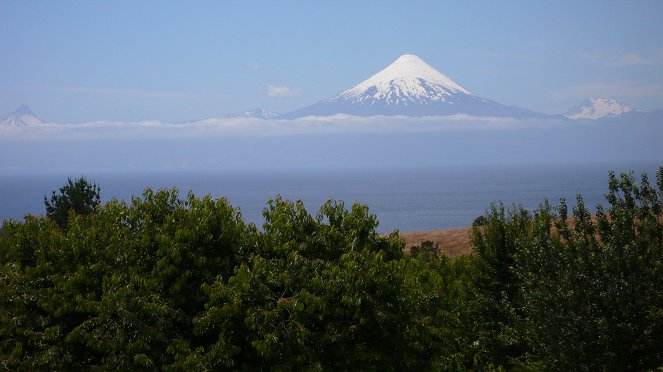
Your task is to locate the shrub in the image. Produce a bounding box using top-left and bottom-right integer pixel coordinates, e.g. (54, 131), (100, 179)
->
(471, 167), (663, 370)
(44, 176), (101, 230)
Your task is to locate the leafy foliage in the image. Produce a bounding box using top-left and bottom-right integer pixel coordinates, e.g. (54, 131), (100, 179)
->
(43, 176), (101, 230)
(190, 198), (471, 369)
(1, 167), (662, 370)
(471, 168), (663, 370)
(2, 188), (252, 370)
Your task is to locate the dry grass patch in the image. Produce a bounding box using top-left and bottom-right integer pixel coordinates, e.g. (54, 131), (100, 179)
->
(398, 227), (473, 258)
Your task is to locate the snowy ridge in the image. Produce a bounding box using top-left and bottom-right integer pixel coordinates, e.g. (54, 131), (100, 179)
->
(0, 105), (43, 127)
(330, 54), (472, 106)
(566, 98), (633, 120)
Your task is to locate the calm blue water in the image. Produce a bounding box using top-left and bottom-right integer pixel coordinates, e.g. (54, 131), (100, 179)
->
(1, 163), (659, 232)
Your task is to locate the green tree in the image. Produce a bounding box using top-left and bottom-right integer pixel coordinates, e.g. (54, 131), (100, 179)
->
(44, 176), (101, 230)
(1, 188), (253, 370)
(469, 202), (530, 366)
(515, 170), (663, 371)
(471, 167), (663, 370)
(191, 197), (470, 370)
(410, 240), (442, 262)
(3, 167), (661, 370)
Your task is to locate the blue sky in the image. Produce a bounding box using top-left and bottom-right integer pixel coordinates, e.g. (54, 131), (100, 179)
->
(1, 1), (662, 122)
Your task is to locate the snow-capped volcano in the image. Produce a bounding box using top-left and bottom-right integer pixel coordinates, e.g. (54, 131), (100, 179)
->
(566, 98), (633, 120)
(332, 54), (472, 105)
(0, 105), (43, 127)
(281, 54), (545, 119)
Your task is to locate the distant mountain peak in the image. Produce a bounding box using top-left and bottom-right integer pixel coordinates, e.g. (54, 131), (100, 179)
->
(566, 98), (633, 120)
(330, 54), (472, 106)
(281, 54), (544, 119)
(14, 104), (34, 115)
(226, 107), (278, 119)
(1, 105), (43, 127)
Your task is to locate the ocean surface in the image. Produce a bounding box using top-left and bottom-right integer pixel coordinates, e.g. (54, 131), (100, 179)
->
(1, 162), (659, 233)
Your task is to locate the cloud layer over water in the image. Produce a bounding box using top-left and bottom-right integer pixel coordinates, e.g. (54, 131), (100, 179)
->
(0, 114), (574, 141)
(1, 115), (660, 174)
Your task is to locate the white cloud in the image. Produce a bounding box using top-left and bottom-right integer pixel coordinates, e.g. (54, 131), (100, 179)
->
(266, 85), (300, 98)
(246, 62), (262, 70)
(0, 114), (571, 141)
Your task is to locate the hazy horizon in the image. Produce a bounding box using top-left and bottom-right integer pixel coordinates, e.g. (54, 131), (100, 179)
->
(2, 1), (663, 123)
(2, 2), (661, 175)
(2, 117), (661, 174)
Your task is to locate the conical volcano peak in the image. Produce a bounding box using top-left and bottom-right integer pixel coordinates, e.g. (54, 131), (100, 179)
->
(395, 54), (422, 61)
(1, 104), (42, 127)
(330, 54), (472, 106)
(381, 54), (464, 87)
(387, 54), (437, 74)
(280, 54), (545, 119)
(14, 104), (34, 116)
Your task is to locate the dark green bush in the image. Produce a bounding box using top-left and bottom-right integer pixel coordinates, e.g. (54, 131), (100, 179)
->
(471, 167), (663, 370)
(1, 188), (252, 370)
(44, 176), (101, 230)
(1, 167), (661, 370)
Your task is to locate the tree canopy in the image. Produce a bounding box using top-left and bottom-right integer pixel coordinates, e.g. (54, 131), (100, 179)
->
(1, 167), (662, 370)
(43, 176), (101, 230)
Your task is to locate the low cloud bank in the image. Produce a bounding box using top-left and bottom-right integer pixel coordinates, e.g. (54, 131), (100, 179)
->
(0, 114), (574, 141)
(1, 114), (659, 174)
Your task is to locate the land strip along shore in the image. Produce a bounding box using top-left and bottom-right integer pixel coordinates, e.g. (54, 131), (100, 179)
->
(397, 215), (651, 258)
(397, 227), (473, 258)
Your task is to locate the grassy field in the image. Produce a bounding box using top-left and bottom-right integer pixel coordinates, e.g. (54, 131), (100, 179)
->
(398, 227), (473, 257)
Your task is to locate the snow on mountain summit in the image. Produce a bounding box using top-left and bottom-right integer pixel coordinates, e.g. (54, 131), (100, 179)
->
(0, 105), (43, 127)
(281, 54), (545, 119)
(566, 98), (633, 120)
(331, 54), (473, 106)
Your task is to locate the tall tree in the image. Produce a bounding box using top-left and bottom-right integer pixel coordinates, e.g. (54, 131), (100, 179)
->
(44, 177), (100, 230)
